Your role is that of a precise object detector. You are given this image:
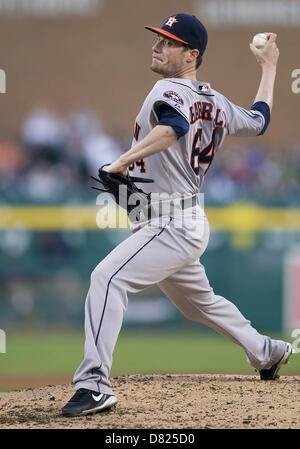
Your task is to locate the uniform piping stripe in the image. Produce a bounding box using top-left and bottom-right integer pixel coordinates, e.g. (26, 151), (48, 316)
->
(94, 219), (172, 346)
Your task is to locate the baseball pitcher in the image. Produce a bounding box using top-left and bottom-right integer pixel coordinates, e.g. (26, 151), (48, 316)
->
(62, 13), (292, 417)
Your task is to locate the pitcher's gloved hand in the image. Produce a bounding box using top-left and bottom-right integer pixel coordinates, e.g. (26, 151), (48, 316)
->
(91, 164), (154, 216)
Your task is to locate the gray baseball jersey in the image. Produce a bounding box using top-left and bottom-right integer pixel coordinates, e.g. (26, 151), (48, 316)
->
(128, 78), (265, 194)
(72, 77), (287, 398)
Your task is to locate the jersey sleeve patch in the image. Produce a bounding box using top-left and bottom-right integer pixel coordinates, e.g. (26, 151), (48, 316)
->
(163, 91), (184, 106)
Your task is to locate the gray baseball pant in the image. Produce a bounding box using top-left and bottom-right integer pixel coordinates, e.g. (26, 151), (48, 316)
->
(73, 213), (286, 395)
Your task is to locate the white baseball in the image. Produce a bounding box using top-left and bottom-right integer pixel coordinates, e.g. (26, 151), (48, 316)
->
(252, 33), (268, 49)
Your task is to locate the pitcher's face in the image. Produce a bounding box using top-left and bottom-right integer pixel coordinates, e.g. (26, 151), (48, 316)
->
(151, 35), (190, 77)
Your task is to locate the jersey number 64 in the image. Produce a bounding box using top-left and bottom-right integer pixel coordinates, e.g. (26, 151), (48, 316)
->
(190, 128), (216, 176)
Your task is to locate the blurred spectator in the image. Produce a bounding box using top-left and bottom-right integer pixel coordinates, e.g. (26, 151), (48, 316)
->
(203, 144), (300, 205)
(64, 110), (123, 178)
(284, 145), (300, 200)
(36, 233), (73, 258)
(81, 125), (123, 177)
(22, 161), (74, 202)
(21, 108), (66, 164)
(64, 110), (100, 160)
(0, 141), (27, 203)
(0, 141), (26, 175)
(203, 171), (238, 204)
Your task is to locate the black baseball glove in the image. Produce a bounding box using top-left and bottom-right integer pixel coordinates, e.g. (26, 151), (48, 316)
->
(91, 164), (154, 218)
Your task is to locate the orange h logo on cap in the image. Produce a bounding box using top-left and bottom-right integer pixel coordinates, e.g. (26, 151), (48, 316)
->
(165, 16), (178, 27)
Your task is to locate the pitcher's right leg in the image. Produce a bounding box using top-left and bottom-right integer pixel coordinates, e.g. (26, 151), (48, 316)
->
(158, 259), (289, 372)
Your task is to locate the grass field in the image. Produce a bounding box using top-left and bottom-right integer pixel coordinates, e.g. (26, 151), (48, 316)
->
(0, 330), (299, 383)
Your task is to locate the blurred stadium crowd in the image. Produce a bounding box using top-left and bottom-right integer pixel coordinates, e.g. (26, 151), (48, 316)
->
(0, 107), (299, 206)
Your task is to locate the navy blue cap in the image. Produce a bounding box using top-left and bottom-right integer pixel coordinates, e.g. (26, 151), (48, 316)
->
(145, 13), (208, 56)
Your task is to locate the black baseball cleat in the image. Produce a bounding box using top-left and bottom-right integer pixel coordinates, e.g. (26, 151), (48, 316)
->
(259, 343), (293, 380)
(61, 388), (118, 417)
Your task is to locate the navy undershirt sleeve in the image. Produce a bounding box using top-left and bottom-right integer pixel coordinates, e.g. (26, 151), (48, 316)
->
(155, 103), (190, 139)
(251, 101), (270, 136)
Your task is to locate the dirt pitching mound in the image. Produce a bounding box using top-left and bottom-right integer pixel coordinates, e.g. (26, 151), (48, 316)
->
(0, 374), (299, 429)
